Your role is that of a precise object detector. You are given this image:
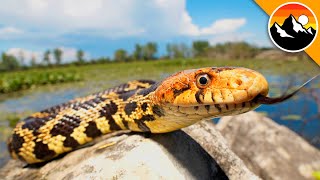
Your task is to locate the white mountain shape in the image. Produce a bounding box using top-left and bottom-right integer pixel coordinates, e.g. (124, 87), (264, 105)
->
(290, 15), (307, 33)
(274, 23), (294, 38)
(307, 27), (313, 35)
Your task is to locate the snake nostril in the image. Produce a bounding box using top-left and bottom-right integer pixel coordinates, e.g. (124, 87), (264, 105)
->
(236, 79), (242, 86)
(229, 79), (243, 88)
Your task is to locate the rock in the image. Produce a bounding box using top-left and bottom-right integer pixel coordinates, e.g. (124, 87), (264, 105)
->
(183, 120), (261, 180)
(1, 131), (230, 180)
(216, 111), (320, 180)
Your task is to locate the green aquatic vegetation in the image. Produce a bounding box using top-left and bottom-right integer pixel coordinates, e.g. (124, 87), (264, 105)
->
(0, 70), (82, 93)
(313, 171), (320, 180)
(0, 111), (34, 127)
(280, 114), (302, 121)
(311, 82), (320, 89)
(6, 114), (21, 128)
(257, 111), (269, 117)
(0, 126), (11, 141)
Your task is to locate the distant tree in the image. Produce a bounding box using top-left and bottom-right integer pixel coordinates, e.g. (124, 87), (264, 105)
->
(171, 44), (184, 58)
(228, 42), (258, 59)
(166, 44), (174, 59)
(114, 49), (128, 62)
(207, 42), (258, 59)
(214, 43), (227, 54)
(31, 55), (37, 67)
(192, 40), (210, 57)
(53, 48), (63, 65)
(184, 44), (190, 58)
(142, 42), (157, 60)
(43, 50), (51, 65)
(76, 49), (85, 63)
(18, 50), (25, 66)
(96, 57), (111, 63)
(166, 43), (192, 59)
(133, 44), (143, 60)
(0, 53), (20, 71)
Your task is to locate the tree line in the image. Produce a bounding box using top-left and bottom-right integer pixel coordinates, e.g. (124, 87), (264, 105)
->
(0, 48), (86, 71)
(0, 41), (272, 72)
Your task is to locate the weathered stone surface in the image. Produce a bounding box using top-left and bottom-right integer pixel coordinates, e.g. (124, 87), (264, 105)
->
(183, 120), (261, 180)
(216, 111), (320, 180)
(1, 131), (230, 180)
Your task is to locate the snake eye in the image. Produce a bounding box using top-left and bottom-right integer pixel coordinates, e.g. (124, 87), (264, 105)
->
(196, 74), (211, 88)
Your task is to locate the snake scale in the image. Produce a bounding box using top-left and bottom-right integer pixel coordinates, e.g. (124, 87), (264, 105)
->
(8, 67), (274, 164)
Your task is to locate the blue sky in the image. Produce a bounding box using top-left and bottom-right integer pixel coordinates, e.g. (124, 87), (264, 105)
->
(0, 0), (272, 63)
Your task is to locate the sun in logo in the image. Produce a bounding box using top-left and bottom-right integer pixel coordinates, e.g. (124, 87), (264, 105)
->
(268, 2), (318, 52)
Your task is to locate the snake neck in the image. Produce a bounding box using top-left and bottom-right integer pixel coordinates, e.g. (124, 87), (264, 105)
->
(104, 84), (190, 133)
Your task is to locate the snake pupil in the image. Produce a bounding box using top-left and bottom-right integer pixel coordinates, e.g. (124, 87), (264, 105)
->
(199, 77), (208, 85)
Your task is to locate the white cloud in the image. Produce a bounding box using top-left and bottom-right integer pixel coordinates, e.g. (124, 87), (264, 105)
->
(0, 26), (23, 39)
(6, 47), (89, 65)
(6, 48), (41, 65)
(0, 0), (246, 39)
(200, 18), (247, 35)
(209, 32), (254, 45)
(180, 17), (247, 36)
(58, 47), (90, 63)
(179, 12), (201, 36)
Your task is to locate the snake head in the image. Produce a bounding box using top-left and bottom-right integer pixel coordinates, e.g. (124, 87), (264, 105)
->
(151, 67), (269, 118)
(154, 67), (269, 105)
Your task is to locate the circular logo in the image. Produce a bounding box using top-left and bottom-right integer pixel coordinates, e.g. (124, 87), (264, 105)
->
(268, 2), (318, 53)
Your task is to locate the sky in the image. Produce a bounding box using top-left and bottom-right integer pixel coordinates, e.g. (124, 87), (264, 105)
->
(0, 0), (272, 64)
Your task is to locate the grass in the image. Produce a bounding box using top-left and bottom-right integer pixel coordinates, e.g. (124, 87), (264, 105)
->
(0, 58), (318, 94)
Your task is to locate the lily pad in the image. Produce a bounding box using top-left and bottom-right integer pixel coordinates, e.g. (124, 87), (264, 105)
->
(313, 171), (320, 180)
(280, 114), (302, 121)
(257, 111), (268, 117)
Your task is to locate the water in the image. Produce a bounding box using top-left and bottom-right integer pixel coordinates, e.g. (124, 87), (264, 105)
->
(255, 75), (320, 146)
(0, 73), (319, 167)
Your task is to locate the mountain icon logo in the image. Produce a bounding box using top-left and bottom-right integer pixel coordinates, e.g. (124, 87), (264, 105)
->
(268, 2), (318, 52)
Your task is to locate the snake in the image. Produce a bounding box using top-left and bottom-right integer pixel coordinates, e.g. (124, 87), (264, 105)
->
(7, 66), (304, 164)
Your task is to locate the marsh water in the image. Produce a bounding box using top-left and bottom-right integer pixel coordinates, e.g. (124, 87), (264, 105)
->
(0, 60), (319, 167)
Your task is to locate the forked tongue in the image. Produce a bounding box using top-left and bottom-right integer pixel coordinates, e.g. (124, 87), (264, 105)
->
(254, 74), (319, 105)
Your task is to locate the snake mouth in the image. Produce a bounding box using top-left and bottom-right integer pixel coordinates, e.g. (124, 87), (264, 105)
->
(254, 74), (319, 105)
(254, 93), (296, 105)
(165, 100), (260, 120)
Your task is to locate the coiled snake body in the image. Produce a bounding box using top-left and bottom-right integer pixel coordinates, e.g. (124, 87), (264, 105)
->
(8, 67), (270, 164)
